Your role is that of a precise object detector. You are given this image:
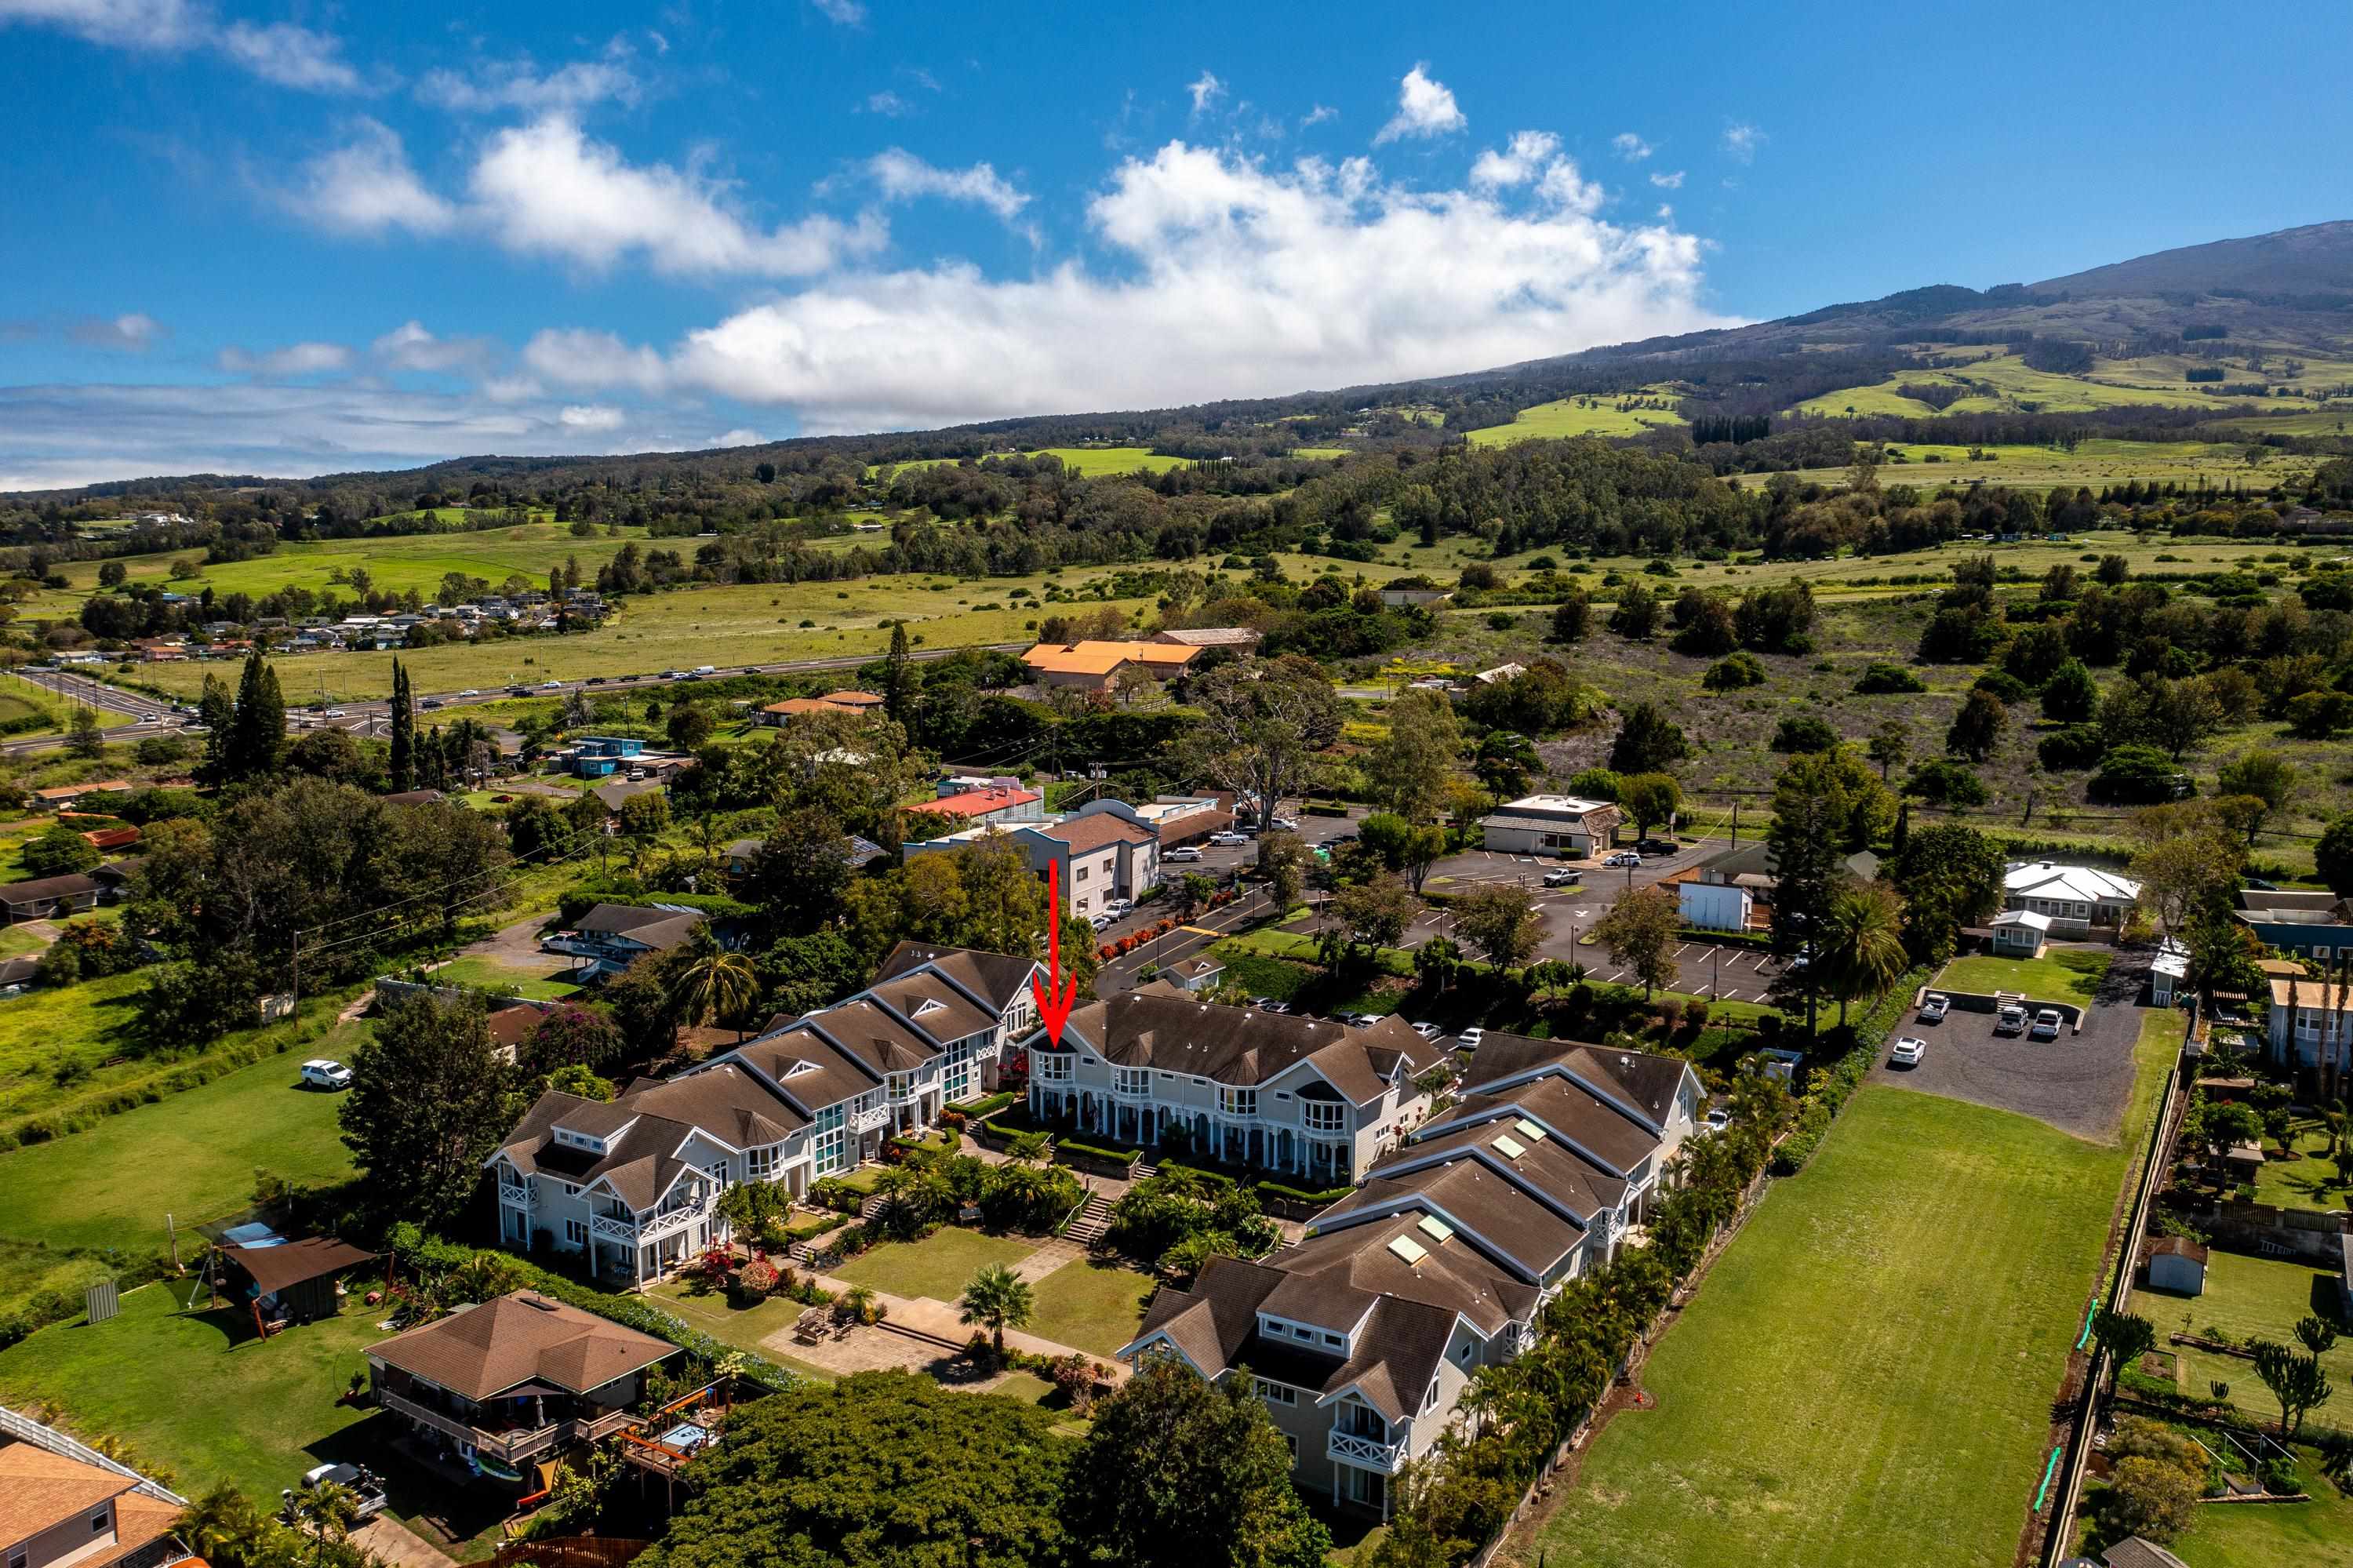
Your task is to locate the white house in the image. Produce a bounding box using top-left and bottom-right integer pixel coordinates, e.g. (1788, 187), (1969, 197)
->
(1477, 795), (1624, 859)
(905, 806), (1163, 919)
(1119, 1033), (1704, 1519)
(1990, 908), (2051, 958)
(486, 944), (1042, 1286)
(2264, 970), (2353, 1079)
(2002, 860), (2140, 938)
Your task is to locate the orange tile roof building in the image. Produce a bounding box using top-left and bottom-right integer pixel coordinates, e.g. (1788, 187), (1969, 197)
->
(1020, 640), (1200, 692)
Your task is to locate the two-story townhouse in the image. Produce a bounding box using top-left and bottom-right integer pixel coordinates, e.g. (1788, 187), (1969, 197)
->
(1120, 1033), (1704, 1520)
(904, 813), (1163, 919)
(487, 943), (1044, 1286)
(1032, 991), (1445, 1183)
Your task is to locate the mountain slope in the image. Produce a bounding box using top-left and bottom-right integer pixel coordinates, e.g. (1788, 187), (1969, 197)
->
(2030, 220), (2353, 298)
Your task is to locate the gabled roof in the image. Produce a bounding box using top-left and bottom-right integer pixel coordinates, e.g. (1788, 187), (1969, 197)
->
(1020, 640), (1200, 675)
(0, 873), (99, 904)
(0, 1442), (138, 1551)
(1153, 627), (1260, 646)
(1035, 813), (1155, 853)
(904, 786), (1039, 818)
(1056, 991), (1413, 1103)
(2004, 860), (2140, 903)
(369, 1291), (677, 1401)
(574, 904), (704, 951)
(872, 940), (1042, 1013)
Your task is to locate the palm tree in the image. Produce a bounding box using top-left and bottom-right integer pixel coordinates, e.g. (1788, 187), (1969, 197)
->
(1817, 880), (1908, 1026)
(838, 1284), (884, 1326)
(668, 936), (761, 1041)
(958, 1262), (1035, 1361)
(177, 1487), (266, 1567)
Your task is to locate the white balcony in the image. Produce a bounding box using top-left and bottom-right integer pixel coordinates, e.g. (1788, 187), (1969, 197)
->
(497, 1181), (534, 1208)
(849, 1103), (890, 1134)
(1328, 1428), (1409, 1472)
(589, 1211), (640, 1244)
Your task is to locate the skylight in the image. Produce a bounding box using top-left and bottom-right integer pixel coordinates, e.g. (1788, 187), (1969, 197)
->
(1417, 1214), (1455, 1245)
(1493, 1133), (1526, 1159)
(1387, 1235), (1428, 1265)
(1515, 1118), (1547, 1142)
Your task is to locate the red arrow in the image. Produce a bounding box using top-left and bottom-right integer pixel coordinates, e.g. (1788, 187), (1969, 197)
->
(1031, 859), (1078, 1044)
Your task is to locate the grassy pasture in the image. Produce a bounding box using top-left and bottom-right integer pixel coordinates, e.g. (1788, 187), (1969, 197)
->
(1515, 1074), (2154, 1568)
(2163, 1250), (2353, 1428)
(1467, 391), (1688, 447)
(871, 446), (1190, 479)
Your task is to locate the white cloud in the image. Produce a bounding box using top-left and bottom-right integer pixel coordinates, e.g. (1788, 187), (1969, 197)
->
(0, 0), (202, 49)
(865, 89), (913, 116)
(468, 115), (886, 277)
(559, 404), (625, 431)
(480, 374), (544, 403)
(1373, 64), (1464, 145)
(67, 313), (165, 351)
(1300, 104), (1336, 128)
(649, 139), (1727, 432)
(219, 22), (362, 92)
(809, 0), (864, 23)
(1610, 133), (1652, 161)
(1469, 130), (1558, 190)
(371, 321), (498, 374)
(1722, 122), (1763, 162)
(291, 120), (459, 236)
(522, 329), (671, 395)
(219, 341), (355, 377)
(710, 428), (762, 447)
(416, 53), (640, 114)
(1187, 70), (1225, 117)
(866, 148), (1027, 221)
(1649, 169), (1684, 189)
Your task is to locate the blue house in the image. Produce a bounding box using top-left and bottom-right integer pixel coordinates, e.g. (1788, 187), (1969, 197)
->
(571, 737), (647, 778)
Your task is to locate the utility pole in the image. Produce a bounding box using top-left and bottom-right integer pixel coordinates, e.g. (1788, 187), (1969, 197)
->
(1730, 800), (1740, 850)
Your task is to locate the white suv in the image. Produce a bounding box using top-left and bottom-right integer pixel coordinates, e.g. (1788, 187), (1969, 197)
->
(300, 1059), (353, 1090)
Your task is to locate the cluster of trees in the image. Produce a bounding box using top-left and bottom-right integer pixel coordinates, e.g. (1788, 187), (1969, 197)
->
(642, 1362), (1332, 1568)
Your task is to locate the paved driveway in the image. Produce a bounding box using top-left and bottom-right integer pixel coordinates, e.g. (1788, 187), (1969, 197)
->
(1868, 951), (2155, 1141)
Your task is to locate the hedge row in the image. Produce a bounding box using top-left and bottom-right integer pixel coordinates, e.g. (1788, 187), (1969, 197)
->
(1678, 926), (1773, 950)
(1255, 1180), (1355, 1206)
(1053, 1138), (1142, 1166)
(951, 1090), (1019, 1119)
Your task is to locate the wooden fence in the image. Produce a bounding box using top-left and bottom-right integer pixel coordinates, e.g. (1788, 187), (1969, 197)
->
(490, 1537), (653, 1568)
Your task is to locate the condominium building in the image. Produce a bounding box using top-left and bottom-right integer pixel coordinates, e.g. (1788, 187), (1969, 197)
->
(485, 943), (1042, 1286)
(1120, 1032), (1704, 1519)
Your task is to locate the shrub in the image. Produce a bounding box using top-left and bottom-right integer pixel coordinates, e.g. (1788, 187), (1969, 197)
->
(1770, 715), (1840, 754)
(1702, 653), (1767, 690)
(2092, 744), (2191, 804)
(1972, 670), (2029, 704)
(1902, 758), (1990, 806)
(2037, 724), (2107, 770)
(1853, 662), (1926, 694)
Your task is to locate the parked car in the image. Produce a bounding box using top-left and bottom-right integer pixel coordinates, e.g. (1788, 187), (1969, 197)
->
(1088, 912), (1113, 932)
(1269, 816), (1300, 831)
(1410, 1021), (1442, 1041)
(1209, 831), (1249, 846)
(1346, 1012), (1384, 1028)
(1995, 1006), (2028, 1035)
(282, 1463), (387, 1524)
(1602, 851), (1642, 868)
(1543, 868), (1583, 887)
(299, 1059), (352, 1090)
(1919, 993), (1950, 1023)
(1705, 1104), (1733, 1133)
(1252, 997), (1290, 1014)
(2030, 1008), (2063, 1040)
(1457, 1026), (1484, 1052)
(1890, 1036), (1927, 1067)
(1164, 846), (1202, 862)
(1104, 899), (1134, 919)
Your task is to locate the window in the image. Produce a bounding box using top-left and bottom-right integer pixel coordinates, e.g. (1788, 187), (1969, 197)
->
(1322, 1331), (1344, 1348)
(888, 1071), (913, 1101)
(1036, 1053), (1072, 1082)
(564, 1219), (588, 1246)
(560, 1181), (582, 1198)
(12, 1544), (30, 1568)
(1302, 1101), (1345, 1133)
(1075, 864), (1089, 882)
(1253, 1377), (1297, 1405)
(1281, 1432), (1297, 1460)
(1114, 1067), (1151, 1096)
(1220, 1086), (1257, 1116)
(812, 1103), (847, 1175)
(747, 1145), (778, 1180)
(91, 1508), (111, 1535)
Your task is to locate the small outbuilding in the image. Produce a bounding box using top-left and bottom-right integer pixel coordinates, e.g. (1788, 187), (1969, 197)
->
(1989, 908), (2051, 958)
(219, 1235), (380, 1326)
(2143, 1235), (2208, 1297)
(1166, 955), (1226, 994)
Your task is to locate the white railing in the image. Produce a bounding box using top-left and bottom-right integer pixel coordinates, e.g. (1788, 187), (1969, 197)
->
(376, 1388), (560, 1464)
(849, 1104), (889, 1134)
(1328, 1428), (1409, 1472)
(497, 1181), (534, 1208)
(590, 1212), (640, 1242)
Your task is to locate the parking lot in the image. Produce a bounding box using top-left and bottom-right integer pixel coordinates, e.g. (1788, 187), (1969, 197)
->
(1869, 953), (2152, 1140)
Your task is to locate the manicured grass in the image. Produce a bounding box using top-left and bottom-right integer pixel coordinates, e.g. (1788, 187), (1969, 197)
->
(1023, 1257), (1158, 1359)
(0, 1050), (355, 1308)
(831, 1228), (1036, 1304)
(1467, 391), (1687, 446)
(2162, 1251), (2353, 1427)
(0, 923), (51, 959)
(638, 1279), (834, 1381)
(2153, 1454), (2353, 1567)
(1522, 1084), (2138, 1568)
(2249, 1121), (2348, 1212)
(430, 955), (578, 1001)
(1937, 948), (2112, 1005)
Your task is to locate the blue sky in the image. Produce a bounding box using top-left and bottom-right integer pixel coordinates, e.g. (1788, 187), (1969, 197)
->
(3, 0), (2348, 489)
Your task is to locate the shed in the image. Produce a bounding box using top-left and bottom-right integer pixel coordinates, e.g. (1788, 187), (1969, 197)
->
(220, 1235), (380, 1325)
(1168, 956), (1226, 995)
(1989, 908), (2050, 958)
(2144, 1235), (2208, 1297)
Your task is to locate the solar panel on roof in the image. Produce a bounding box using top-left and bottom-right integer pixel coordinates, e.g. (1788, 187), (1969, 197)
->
(1417, 1214), (1454, 1244)
(1387, 1234), (1427, 1264)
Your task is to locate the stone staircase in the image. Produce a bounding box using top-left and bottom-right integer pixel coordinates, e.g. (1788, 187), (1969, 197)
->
(1064, 1191), (1115, 1246)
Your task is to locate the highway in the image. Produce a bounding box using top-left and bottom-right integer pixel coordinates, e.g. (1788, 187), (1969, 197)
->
(2, 642), (1031, 755)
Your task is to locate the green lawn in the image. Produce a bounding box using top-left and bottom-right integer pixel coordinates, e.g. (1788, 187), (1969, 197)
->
(1023, 1257), (1158, 1359)
(1937, 948), (2112, 1004)
(430, 955), (578, 1002)
(639, 1278), (833, 1381)
(2249, 1122), (2348, 1212)
(1520, 1083), (2141, 1568)
(2075, 1443), (2353, 1568)
(0, 1279), (513, 1556)
(0, 1050), (355, 1313)
(2162, 1251), (2353, 1427)
(831, 1228), (1037, 1304)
